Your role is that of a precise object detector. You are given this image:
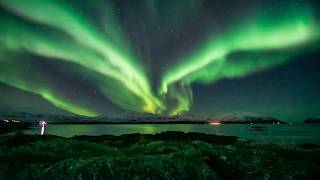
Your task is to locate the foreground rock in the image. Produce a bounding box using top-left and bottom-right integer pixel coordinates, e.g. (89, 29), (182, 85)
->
(34, 155), (217, 179)
(0, 132), (319, 179)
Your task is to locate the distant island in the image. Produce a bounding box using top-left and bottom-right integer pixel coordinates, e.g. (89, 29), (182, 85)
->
(304, 118), (320, 124)
(208, 113), (287, 124)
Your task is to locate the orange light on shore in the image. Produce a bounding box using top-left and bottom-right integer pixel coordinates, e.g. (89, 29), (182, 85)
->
(209, 122), (221, 125)
(208, 119), (222, 125)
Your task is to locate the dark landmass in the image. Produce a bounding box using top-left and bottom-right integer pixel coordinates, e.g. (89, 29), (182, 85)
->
(298, 143), (320, 150)
(304, 118), (320, 124)
(0, 131), (319, 179)
(248, 126), (268, 131)
(210, 113), (287, 124)
(221, 119), (285, 124)
(50, 120), (206, 125)
(0, 112), (206, 124)
(0, 120), (32, 135)
(0, 112), (288, 125)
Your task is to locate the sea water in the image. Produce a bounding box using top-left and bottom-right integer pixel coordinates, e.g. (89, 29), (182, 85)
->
(21, 124), (320, 145)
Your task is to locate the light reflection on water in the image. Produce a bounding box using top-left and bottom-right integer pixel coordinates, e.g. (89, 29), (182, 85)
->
(25, 124), (320, 145)
(38, 120), (47, 135)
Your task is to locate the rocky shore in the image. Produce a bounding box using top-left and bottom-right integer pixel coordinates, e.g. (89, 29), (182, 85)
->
(0, 132), (319, 179)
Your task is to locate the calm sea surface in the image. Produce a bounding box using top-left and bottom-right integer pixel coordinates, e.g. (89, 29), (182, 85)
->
(22, 124), (320, 145)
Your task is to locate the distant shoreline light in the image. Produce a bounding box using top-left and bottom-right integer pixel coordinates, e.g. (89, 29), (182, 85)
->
(208, 119), (222, 125)
(209, 122), (221, 125)
(39, 120), (47, 126)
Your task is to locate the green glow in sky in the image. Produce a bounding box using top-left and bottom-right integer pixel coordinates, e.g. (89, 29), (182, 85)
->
(0, 0), (164, 115)
(160, 5), (319, 115)
(0, 0), (319, 117)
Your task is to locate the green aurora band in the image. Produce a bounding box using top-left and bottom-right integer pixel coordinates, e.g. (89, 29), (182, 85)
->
(160, 5), (320, 115)
(0, 0), (319, 116)
(0, 0), (164, 115)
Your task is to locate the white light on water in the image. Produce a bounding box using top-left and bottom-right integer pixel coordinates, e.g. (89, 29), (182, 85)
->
(40, 125), (45, 135)
(39, 120), (47, 135)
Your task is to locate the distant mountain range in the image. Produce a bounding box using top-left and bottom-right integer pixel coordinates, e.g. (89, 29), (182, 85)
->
(0, 112), (317, 124)
(0, 112), (203, 124)
(209, 112), (286, 124)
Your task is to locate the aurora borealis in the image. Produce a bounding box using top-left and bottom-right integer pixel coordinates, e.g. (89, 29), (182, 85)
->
(0, 0), (320, 121)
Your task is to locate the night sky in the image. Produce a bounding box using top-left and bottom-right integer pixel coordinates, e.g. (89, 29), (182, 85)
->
(0, 0), (319, 122)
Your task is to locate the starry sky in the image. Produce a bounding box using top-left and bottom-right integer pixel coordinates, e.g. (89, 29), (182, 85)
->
(0, 0), (319, 121)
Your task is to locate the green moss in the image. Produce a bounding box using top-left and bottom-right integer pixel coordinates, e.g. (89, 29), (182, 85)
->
(0, 132), (319, 179)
